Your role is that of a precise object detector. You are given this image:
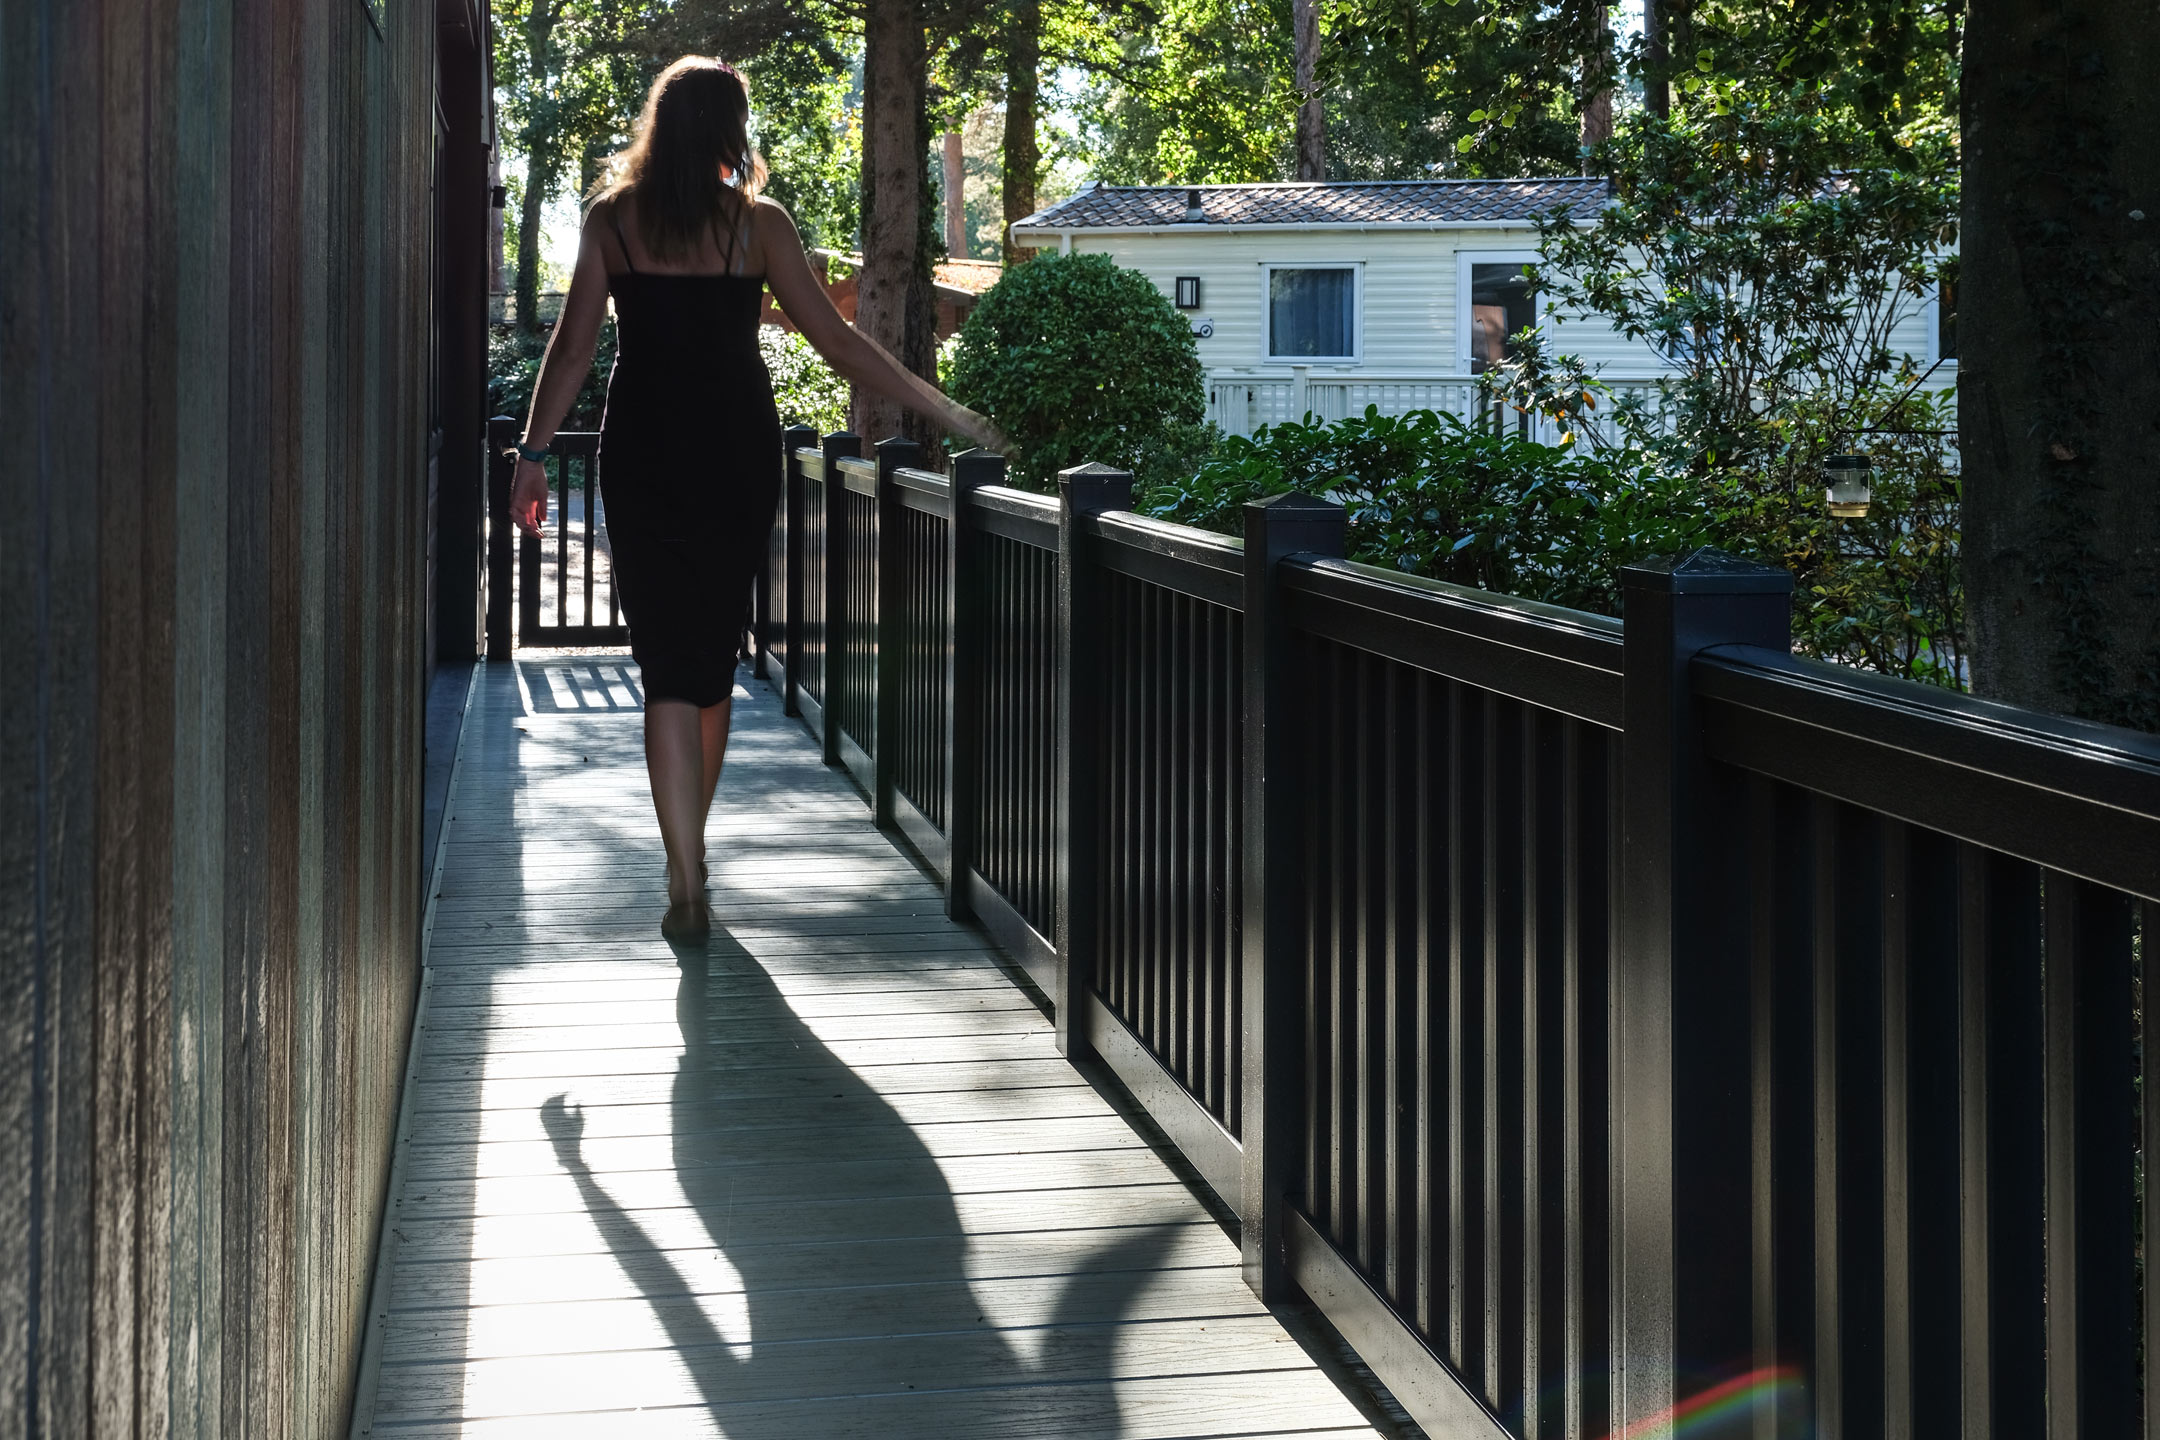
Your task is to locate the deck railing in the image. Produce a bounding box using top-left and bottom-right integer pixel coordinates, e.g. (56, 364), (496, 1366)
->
(752, 427), (2157, 1440)
(486, 419), (631, 651)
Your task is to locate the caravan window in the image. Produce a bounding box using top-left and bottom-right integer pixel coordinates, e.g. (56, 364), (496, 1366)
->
(1467, 262), (1537, 372)
(1266, 266), (1358, 360)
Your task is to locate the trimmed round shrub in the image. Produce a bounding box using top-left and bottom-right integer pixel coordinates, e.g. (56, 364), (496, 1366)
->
(946, 252), (1210, 490)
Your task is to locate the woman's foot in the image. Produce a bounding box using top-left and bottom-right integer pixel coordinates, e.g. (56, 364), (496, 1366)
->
(661, 900), (711, 945)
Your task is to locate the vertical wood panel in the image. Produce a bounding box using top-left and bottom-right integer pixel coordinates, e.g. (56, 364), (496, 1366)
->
(1, 0), (451, 1432)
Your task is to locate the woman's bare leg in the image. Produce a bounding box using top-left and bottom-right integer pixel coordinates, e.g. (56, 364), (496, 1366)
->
(699, 698), (731, 828)
(646, 699), (708, 905)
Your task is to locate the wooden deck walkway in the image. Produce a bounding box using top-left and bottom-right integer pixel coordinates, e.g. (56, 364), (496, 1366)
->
(349, 657), (1392, 1439)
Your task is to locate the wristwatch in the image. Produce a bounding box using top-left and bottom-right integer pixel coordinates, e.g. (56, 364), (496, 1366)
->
(515, 440), (550, 463)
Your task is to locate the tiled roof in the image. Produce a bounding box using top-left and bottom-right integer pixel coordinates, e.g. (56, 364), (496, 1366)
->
(1012, 177), (1612, 231)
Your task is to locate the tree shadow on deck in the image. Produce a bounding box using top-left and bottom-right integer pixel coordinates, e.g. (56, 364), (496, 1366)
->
(540, 924), (1184, 1436)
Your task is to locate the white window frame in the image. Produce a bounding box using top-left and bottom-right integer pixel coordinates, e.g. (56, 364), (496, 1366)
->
(1260, 261), (1363, 364)
(1455, 249), (1545, 370)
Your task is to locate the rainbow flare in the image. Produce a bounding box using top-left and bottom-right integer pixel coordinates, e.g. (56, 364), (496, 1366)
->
(1605, 1366), (1809, 1440)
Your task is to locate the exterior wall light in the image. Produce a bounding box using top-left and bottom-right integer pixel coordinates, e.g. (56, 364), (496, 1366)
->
(1823, 453), (1873, 519)
(1175, 276), (1202, 309)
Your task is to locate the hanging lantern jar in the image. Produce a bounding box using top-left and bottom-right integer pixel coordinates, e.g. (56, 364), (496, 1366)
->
(1823, 453), (1874, 519)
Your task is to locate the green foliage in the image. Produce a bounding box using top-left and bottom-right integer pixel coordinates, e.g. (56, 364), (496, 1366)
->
(1069, 0), (1583, 183)
(946, 252), (1211, 489)
(489, 320), (616, 431)
(1511, 93), (1966, 685)
(752, 55), (863, 252)
(761, 326), (851, 433)
(1533, 103), (1957, 485)
(1141, 407), (1715, 617)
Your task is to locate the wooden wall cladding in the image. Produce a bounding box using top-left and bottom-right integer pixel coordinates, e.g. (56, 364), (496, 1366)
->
(1, 0), (445, 1433)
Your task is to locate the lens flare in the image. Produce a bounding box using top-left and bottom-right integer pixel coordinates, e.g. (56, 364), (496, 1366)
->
(1606, 1366), (1808, 1440)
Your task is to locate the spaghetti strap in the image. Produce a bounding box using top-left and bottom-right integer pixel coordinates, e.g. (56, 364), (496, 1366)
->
(608, 205), (639, 274)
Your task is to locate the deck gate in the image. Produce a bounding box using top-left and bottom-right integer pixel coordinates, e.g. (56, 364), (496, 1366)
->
(748, 428), (2160, 1440)
(486, 417), (631, 650)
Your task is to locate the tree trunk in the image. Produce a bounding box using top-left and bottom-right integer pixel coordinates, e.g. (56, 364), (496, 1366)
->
(943, 129), (967, 257)
(514, 0), (561, 336)
(515, 147), (547, 335)
(857, 0), (939, 446)
(1643, 0), (1669, 122)
(1578, 0), (1614, 151)
(1002, 0), (1041, 266)
(1962, 0), (2160, 728)
(1293, 0), (1325, 180)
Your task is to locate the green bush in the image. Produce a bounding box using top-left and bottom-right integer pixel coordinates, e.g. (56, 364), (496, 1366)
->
(1141, 406), (1715, 617)
(946, 252), (1211, 490)
(761, 325), (850, 434)
(488, 321), (614, 431)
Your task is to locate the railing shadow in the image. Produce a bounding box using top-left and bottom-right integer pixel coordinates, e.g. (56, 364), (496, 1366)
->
(541, 923), (1185, 1434)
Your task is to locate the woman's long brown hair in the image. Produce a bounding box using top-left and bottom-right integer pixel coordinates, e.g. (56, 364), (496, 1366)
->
(590, 57), (767, 263)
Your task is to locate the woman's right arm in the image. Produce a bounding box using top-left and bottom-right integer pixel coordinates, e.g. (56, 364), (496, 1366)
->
(759, 202), (1008, 453)
(509, 208), (615, 537)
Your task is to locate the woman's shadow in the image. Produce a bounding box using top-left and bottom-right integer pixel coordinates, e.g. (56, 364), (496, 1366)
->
(540, 924), (1181, 1434)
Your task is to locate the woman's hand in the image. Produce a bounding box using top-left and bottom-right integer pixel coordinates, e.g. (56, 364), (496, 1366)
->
(511, 456), (550, 537)
(945, 403), (1011, 456)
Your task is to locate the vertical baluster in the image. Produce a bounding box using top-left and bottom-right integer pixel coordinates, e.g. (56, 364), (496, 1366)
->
(1417, 669), (1445, 1348)
(1899, 829), (1962, 1428)
(780, 426), (812, 714)
(1881, 821), (1913, 1440)
(1524, 706), (1566, 1438)
(818, 433), (859, 762)
(871, 438), (919, 830)
(580, 445), (596, 629)
(486, 416), (516, 659)
(1565, 721), (1612, 1440)
(1449, 677), (1484, 1374)
(2043, 873), (2140, 1438)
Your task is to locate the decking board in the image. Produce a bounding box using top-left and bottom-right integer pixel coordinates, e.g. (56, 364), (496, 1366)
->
(351, 662), (1383, 1438)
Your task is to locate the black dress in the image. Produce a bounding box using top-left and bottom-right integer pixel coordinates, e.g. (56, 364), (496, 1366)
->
(600, 208), (782, 708)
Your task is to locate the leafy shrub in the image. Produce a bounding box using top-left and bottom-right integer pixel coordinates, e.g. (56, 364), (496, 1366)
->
(488, 320), (614, 430)
(761, 325), (850, 434)
(1140, 406), (1715, 616)
(1507, 97), (1968, 686)
(946, 251), (1211, 490)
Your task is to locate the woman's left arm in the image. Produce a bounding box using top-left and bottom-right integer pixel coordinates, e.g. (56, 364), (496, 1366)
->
(510, 209), (614, 537)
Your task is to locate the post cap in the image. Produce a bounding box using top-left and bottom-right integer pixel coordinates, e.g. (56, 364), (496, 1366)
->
(1620, 546), (1792, 596)
(1244, 491), (1344, 518)
(1058, 461), (1133, 515)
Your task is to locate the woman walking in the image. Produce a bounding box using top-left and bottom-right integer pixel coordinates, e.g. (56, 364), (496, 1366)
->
(510, 57), (999, 941)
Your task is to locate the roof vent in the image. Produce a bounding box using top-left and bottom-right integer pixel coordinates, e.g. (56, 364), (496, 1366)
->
(1184, 187), (1204, 223)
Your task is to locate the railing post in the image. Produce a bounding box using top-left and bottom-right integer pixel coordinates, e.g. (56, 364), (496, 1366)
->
(485, 416), (517, 660)
(780, 424), (815, 715)
(944, 448), (1003, 921)
(872, 435), (922, 829)
(1054, 462), (1133, 1057)
(517, 438), (543, 648)
(1239, 493), (1346, 1301)
(1612, 547), (1791, 1432)
(820, 431), (861, 767)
